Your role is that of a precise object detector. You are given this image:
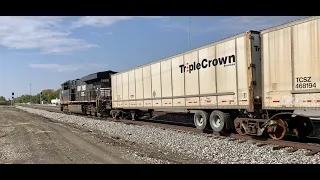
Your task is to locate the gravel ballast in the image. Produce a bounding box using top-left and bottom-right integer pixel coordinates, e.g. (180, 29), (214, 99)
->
(16, 106), (320, 164)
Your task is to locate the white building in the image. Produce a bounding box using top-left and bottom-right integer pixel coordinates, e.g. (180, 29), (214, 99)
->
(51, 98), (60, 105)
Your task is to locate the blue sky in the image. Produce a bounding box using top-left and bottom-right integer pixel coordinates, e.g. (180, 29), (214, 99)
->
(0, 16), (306, 99)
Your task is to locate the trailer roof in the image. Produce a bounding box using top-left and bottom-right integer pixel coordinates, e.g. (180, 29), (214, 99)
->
(260, 16), (320, 34)
(110, 17), (320, 77)
(111, 30), (259, 76)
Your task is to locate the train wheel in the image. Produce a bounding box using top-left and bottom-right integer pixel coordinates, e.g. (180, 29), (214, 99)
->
(234, 118), (246, 135)
(83, 107), (87, 115)
(100, 110), (109, 117)
(110, 110), (117, 119)
(130, 112), (136, 121)
(266, 119), (287, 140)
(119, 111), (127, 119)
(194, 110), (209, 130)
(209, 110), (227, 133)
(291, 116), (313, 139)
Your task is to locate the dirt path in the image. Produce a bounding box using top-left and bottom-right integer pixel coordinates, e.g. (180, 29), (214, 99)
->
(0, 106), (174, 164)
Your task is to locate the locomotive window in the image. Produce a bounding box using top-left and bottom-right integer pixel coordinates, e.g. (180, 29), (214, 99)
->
(63, 85), (69, 90)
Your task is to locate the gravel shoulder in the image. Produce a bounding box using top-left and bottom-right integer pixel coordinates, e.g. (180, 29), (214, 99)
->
(0, 106), (196, 164)
(15, 105), (320, 164)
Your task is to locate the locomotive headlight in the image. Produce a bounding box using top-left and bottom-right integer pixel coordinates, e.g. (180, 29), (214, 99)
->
(255, 96), (260, 100)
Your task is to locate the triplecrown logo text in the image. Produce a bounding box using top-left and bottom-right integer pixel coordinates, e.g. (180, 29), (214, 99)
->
(179, 55), (236, 73)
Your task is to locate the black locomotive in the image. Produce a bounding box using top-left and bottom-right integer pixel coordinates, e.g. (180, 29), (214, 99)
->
(60, 70), (117, 117)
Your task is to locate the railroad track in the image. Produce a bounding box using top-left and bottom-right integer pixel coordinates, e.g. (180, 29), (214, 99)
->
(19, 105), (320, 156)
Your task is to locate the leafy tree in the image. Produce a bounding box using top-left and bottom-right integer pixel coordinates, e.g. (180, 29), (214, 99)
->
(10, 88), (61, 104)
(0, 96), (6, 101)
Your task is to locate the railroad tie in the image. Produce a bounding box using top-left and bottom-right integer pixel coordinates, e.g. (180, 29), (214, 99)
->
(272, 145), (286, 151)
(305, 150), (319, 156)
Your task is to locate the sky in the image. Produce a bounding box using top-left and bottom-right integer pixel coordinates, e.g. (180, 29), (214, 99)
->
(0, 16), (307, 99)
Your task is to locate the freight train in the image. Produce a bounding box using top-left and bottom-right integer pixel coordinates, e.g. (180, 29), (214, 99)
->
(60, 16), (320, 140)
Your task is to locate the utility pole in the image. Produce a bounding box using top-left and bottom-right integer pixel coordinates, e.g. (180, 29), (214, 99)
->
(29, 83), (31, 104)
(188, 16), (191, 50)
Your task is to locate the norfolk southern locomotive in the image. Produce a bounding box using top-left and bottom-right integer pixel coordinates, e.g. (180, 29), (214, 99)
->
(60, 71), (117, 117)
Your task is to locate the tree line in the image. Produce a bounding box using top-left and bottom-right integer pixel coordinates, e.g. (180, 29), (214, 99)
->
(0, 89), (60, 104)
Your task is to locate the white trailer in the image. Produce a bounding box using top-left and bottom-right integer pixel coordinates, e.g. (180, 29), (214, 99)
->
(110, 16), (320, 140)
(111, 30), (261, 132)
(260, 16), (320, 110)
(112, 30), (260, 111)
